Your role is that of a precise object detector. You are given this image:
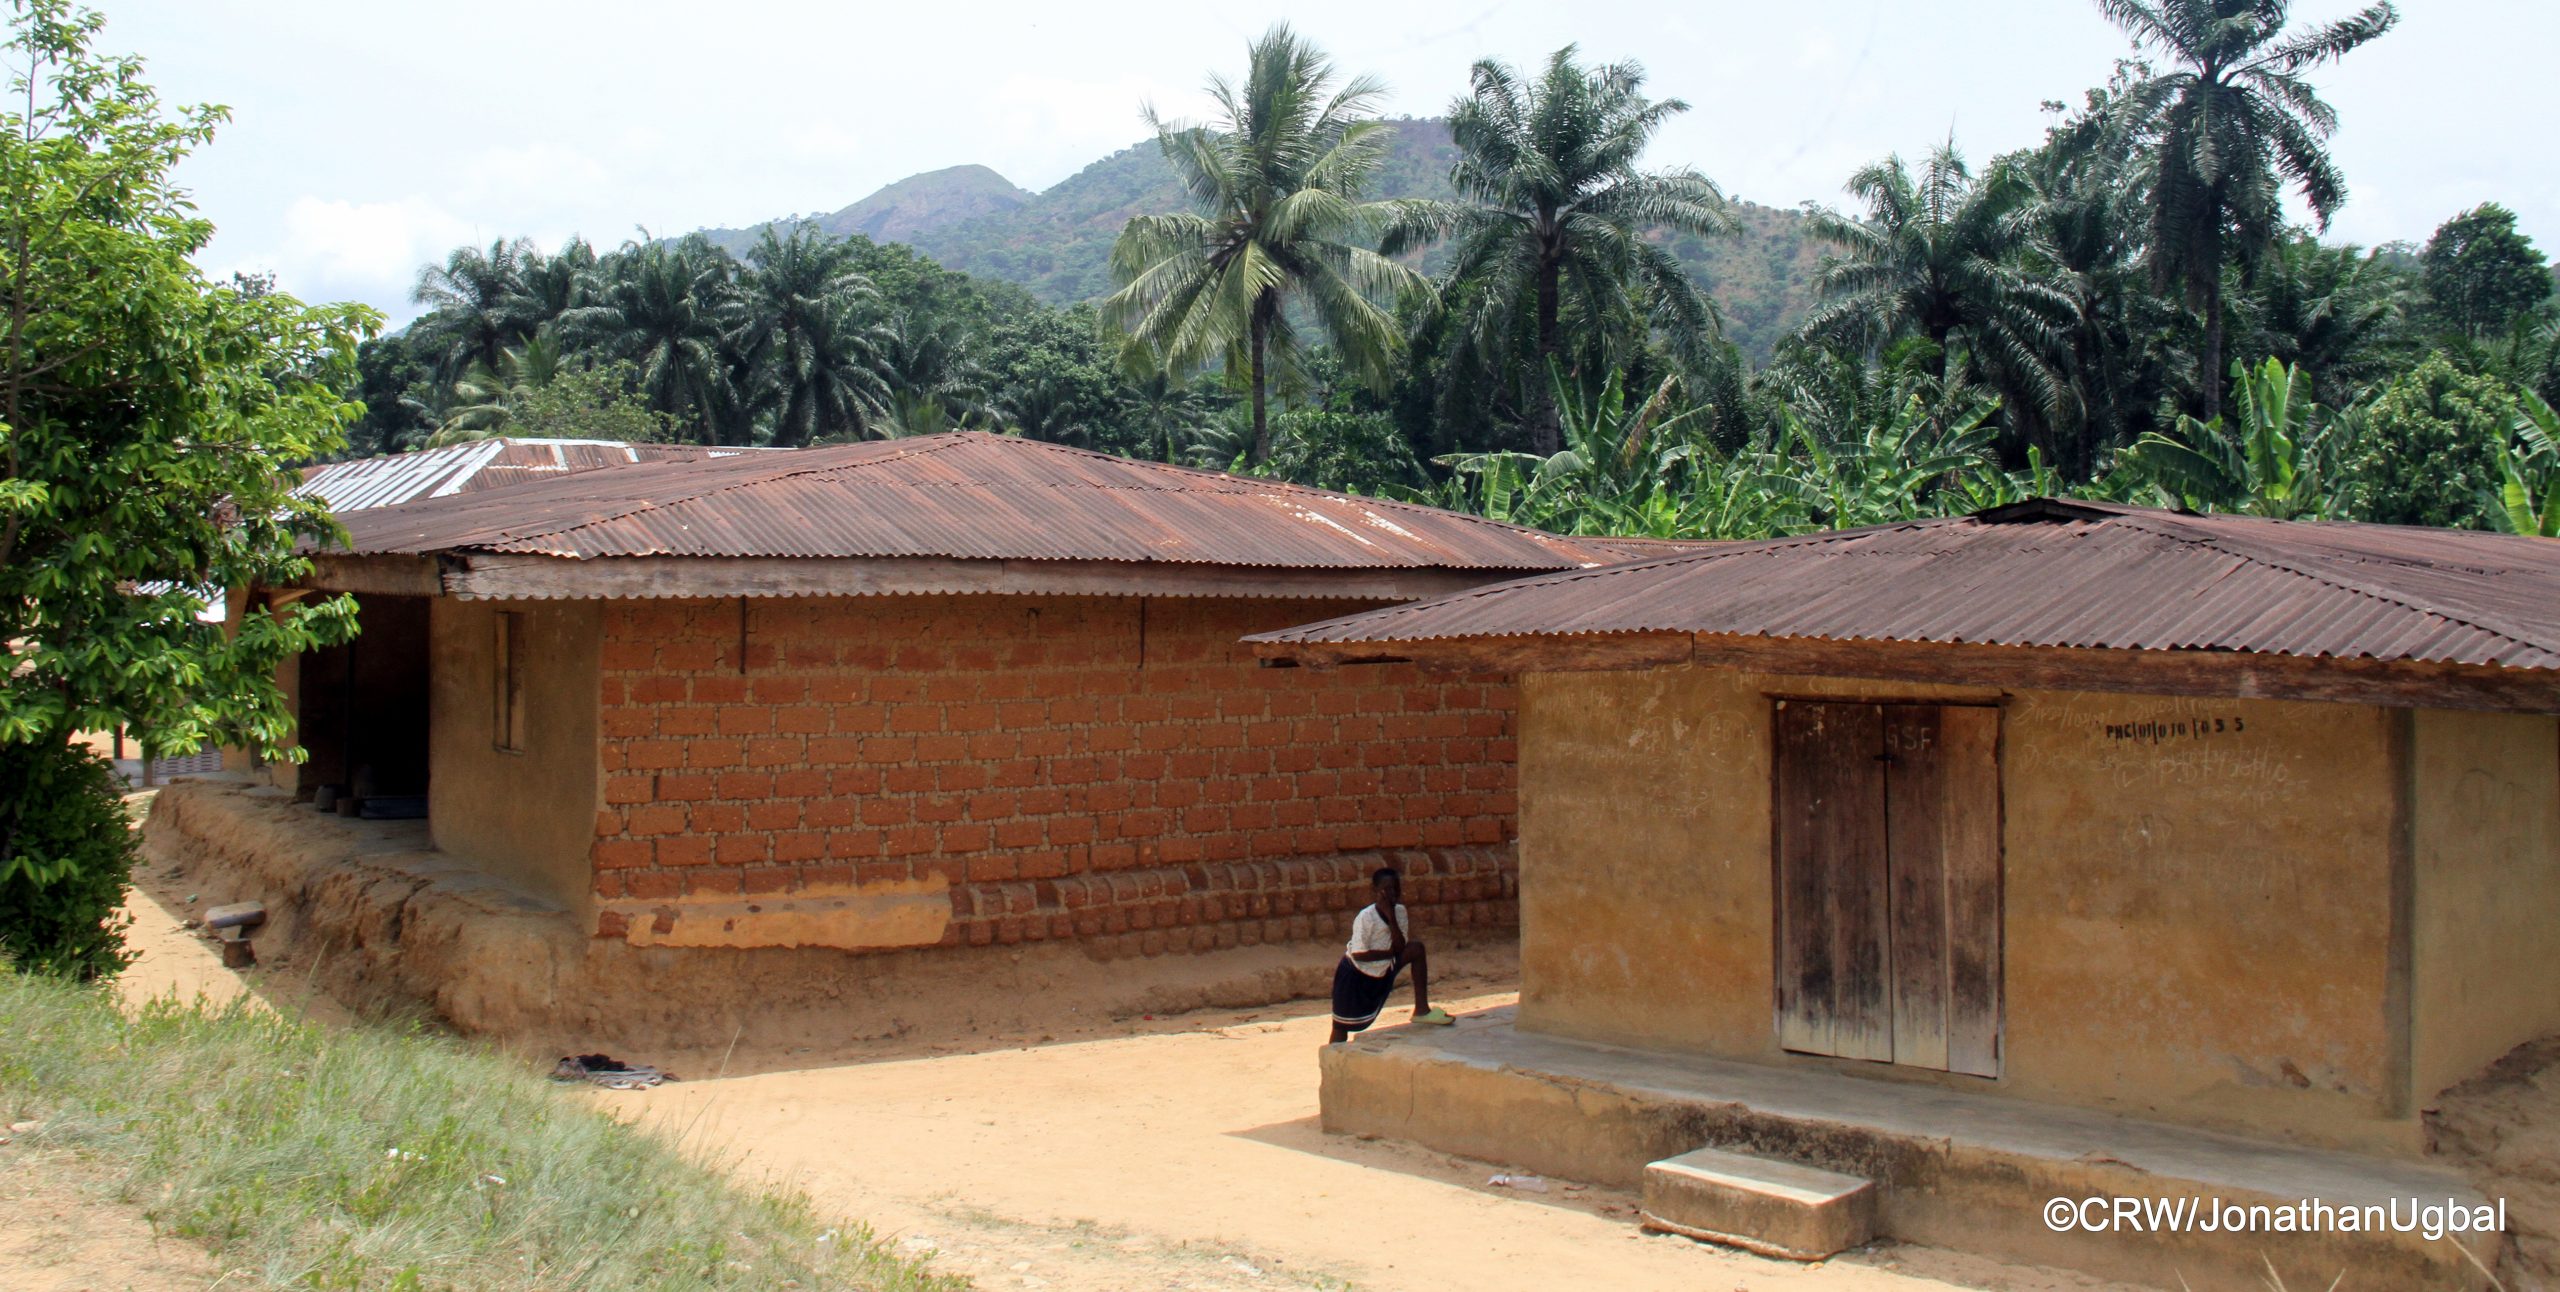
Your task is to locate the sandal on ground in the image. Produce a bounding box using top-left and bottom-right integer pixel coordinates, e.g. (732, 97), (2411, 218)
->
(1413, 1007), (1455, 1026)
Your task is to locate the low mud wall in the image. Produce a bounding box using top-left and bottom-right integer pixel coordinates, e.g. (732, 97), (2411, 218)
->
(143, 776), (1506, 1054)
(1322, 1020), (2501, 1291)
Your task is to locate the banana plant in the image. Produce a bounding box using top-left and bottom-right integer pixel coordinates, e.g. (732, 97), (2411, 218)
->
(2494, 389), (2560, 537)
(1757, 386), (2002, 531)
(2120, 358), (2345, 519)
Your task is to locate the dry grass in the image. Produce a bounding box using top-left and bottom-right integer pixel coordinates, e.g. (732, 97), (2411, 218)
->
(0, 970), (967, 1290)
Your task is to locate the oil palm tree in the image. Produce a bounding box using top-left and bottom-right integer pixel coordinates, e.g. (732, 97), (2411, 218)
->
(426, 334), (566, 446)
(2095, 0), (2399, 422)
(1103, 24), (1419, 464)
(1383, 46), (1734, 456)
(563, 236), (744, 444)
(517, 237), (596, 335)
(738, 226), (888, 445)
(874, 306), (986, 433)
(1798, 143), (2077, 463)
(410, 237), (541, 379)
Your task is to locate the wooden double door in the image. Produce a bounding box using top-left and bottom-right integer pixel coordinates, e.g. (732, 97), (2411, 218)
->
(1771, 700), (2003, 1077)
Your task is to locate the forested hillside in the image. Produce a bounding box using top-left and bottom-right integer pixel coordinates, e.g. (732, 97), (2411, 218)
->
(713, 119), (1823, 359)
(362, 8), (2560, 551)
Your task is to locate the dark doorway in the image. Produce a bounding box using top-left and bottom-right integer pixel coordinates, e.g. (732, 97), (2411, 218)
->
(1772, 700), (2003, 1076)
(294, 593), (432, 803)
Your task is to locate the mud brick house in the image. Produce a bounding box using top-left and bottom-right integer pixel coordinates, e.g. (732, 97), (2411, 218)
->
(1254, 499), (2560, 1288)
(245, 437), (768, 798)
(183, 433), (1652, 1028)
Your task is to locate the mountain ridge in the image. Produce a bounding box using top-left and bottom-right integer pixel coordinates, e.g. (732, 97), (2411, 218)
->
(701, 117), (1822, 358)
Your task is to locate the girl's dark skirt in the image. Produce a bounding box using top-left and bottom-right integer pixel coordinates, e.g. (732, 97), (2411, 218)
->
(1330, 956), (1400, 1031)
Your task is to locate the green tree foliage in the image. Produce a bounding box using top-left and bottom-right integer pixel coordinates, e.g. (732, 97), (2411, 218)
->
(1384, 46), (1734, 456)
(0, 0), (368, 974)
(1262, 409), (1424, 495)
(2231, 234), (2413, 406)
(1799, 143), (2074, 463)
(1102, 24), (1420, 463)
(2123, 358), (2347, 517)
(2493, 390), (2560, 536)
(563, 235), (746, 442)
(366, 3), (2550, 554)
(409, 237), (551, 379)
(2338, 354), (2514, 528)
(425, 351), (676, 448)
(2096, 0), (2399, 420)
(2419, 203), (2553, 342)
(0, 742), (136, 978)
(736, 225), (889, 445)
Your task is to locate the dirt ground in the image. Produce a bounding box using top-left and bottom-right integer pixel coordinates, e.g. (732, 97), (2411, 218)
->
(0, 819), (245, 1292)
(0, 1149), (224, 1292)
(621, 981), (2146, 1292)
(82, 825), (2147, 1292)
(2429, 1036), (2560, 1290)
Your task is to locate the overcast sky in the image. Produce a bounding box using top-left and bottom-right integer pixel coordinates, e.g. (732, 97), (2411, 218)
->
(88, 1), (2558, 326)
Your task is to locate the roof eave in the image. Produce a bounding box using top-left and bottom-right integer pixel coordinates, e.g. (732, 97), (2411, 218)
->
(297, 551), (1543, 604)
(1255, 629), (2560, 715)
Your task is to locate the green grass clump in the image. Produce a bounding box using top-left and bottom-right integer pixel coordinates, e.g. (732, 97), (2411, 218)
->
(0, 971), (965, 1291)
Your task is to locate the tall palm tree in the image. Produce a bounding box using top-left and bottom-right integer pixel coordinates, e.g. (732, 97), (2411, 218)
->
(1122, 370), (1221, 463)
(563, 236), (744, 444)
(410, 237), (541, 379)
(1798, 143), (2077, 463)
(738, 226), (888, 445)
(1103, 24), (1419, 464)
(875, 306), (987, 431)
(2233, 234), (2409, 405)
(2017, 80), (2191, 475)
(1383, 46), (1735, 456)
(427, 334), (567, 446)
(2094, 0), (2399, 422)
(517, 237), (596, 335)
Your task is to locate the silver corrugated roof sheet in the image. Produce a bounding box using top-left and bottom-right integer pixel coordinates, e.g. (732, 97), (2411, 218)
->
(300, 439), (766, 513)
(1248, 499), (2560, 670)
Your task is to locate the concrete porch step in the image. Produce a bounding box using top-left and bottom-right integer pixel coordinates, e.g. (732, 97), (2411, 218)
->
(1640, 1146), (1876, 1260)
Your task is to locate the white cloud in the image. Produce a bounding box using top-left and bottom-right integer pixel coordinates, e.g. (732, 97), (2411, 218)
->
(216, 196), (478, 322)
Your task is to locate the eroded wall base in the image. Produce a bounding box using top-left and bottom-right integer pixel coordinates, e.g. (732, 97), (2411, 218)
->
(142, 777), (1508, 1053)
(1323, 1013), (2496, 1291)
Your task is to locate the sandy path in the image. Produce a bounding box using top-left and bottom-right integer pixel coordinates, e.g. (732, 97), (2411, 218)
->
(0, 843), (257, 1292)
(627, 985), (2136, 1292)
(110, 819), (2131, 1292)
(0, 1149), (223, 1292)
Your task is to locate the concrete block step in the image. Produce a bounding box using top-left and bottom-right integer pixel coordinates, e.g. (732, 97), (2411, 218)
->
(1639, 1146), (1876, 1260)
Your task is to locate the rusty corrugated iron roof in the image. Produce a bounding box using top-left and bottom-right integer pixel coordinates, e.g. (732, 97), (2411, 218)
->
(330, 432), (1649, 571)
(1247, 499), (2560, 670)
(301, 439), (768, 513)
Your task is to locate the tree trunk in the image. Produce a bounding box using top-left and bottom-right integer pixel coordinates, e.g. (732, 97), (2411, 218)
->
(1527, 247), (1564, 457)
(1248, 305), (1271, 465)
(2200, 273), (2225, 426)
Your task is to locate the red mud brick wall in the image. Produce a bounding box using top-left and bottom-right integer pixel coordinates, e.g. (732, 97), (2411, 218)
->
(589, 594), (1518, 957)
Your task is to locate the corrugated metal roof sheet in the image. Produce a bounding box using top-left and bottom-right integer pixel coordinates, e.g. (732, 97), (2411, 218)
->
(301, 439), (766, 513)
(1248, 499), (2560, 670)
(330, 432), (1650, 571)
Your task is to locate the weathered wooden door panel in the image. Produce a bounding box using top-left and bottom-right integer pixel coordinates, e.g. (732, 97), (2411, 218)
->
(1882, 705), (1953, 1071)
(1772, 702), (1892, 1062)
(1773, 700), (2002, 1076)
(1881, 705), (2004, 1076)
(1932, 705), (2004, 1077)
